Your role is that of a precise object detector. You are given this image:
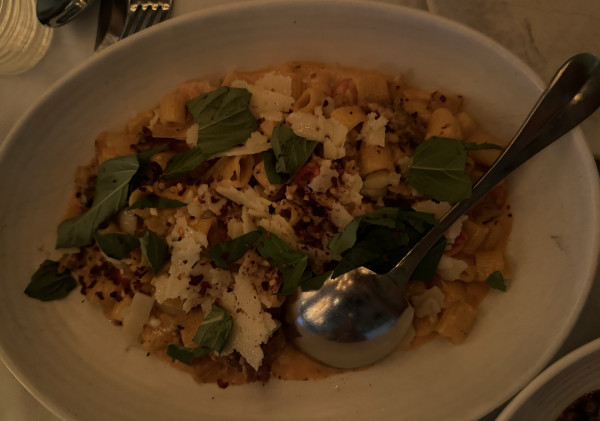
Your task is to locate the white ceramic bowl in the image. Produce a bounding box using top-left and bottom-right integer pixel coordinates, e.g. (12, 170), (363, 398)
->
(498, 338), (600, 420)
(0, 1), (598, 420)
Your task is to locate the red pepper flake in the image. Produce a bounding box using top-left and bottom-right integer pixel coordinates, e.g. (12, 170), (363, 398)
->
(109, 291), (123, 302)
(189, 274), (204, 286)
(199, 281), (212, 297)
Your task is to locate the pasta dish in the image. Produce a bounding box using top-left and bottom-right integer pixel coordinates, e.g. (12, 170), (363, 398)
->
(26, 61), (512, 387)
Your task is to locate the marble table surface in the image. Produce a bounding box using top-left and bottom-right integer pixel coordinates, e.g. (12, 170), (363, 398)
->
(1, 0), (599, 419)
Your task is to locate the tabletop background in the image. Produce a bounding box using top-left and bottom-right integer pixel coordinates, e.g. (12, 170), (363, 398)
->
(1, 0), (599, 419)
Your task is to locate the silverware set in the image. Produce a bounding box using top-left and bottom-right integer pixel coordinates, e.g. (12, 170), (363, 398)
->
(95, 0), (174, 50)
(36, 0), (174, 50)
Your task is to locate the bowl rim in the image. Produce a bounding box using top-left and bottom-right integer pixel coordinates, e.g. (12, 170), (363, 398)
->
(497, 337), (600, 420)
(1, 1), (599, 420)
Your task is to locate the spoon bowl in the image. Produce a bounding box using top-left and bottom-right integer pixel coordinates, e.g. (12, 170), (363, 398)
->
(287, 53), (600, 369)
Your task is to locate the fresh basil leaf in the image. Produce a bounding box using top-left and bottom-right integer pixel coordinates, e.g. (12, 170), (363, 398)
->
(264, 122), (318, 184)
(332, 226), (406, 278)
(300, 270), (333, 291)
(94, 232), (140, 259)
(486, 270), (507, 291)
(137, 144), (169, 163)
(139, 230), (169, 274)
(163, 87), (258, 178)
(262, 149), (287, 185)
(206, 230), (263, 270)
(56, 155), (140, 248)
(463, 142), (503, 151)
(329, 208), (399, 256)
(328, 207), (444, 282)
(163, 148), (207, 179)
(166, 304), (233, 365)
(206, 228), (312, 295)
(408, 137), (473, 203)
(25, 259), (76, 301)
(129, 194), (186, 210)
(332, 241), (383, 278)
(397, 208), (438, 232)
(187, 86), (258, 154)
(166, 344), (210, 365)
(255, 229), (309, 295)
(192, 304), (233, 353)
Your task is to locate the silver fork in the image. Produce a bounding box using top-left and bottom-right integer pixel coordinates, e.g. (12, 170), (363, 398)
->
(119, 0), (173, 40)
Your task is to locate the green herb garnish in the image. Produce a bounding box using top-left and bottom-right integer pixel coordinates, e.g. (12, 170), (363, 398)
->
(463, 141), (504, 151)
(129, 193), (186, 209)
(408, 137), (502, 203)
(165, 344), (211, 365)
(264, 122), (318, 184)
(162, 148), (207, 179)
(485, 270), (507, 291)
(163, 87), (258, 178)
(55, 141), (186, 249)
(56, 155), (139, 248)
(255, 230), (309, 295)
(25, 260), (77, 301)
(328, 208), (401, 256)
(207, 230), (263, 270)
(136, 144), (168, 163)
(329, 207), (445, 281)
(93, 232), (140, 260)
(191, 304), (233, 351)
(93, 230), (169, 273)
(299, 270), (333, 291)
(207, 208), (445, 292)
(139, 230), (169, 274)
(166, 304), (233, 365)
(206, 227), (321, 295)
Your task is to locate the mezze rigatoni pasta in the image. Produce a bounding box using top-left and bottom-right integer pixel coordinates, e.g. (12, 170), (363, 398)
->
(26, 61), (512, 387)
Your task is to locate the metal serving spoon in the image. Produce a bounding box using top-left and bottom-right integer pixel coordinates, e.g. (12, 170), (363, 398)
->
(286, 53), (600, 369)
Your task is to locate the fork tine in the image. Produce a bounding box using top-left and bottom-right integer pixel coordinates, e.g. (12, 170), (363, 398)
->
(154, 7), (170, 25)
(155, 10), (168, 24)
(119, 1), (173, 40)
(119, 6), (142, 40)
(147, 7), (163, 28)
(135, 6), (154, 33)
(157, 2), (173, 23)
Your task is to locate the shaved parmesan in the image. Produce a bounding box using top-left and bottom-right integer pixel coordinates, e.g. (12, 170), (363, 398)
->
(411, 200), (452, 220)
(307, 159), (339, 193)
(257, 214), (298, 249)
(360, 112), (388, 147)
(220, 271), (279, 370)
(231, 77), (294, 121)
(216, 186), (273, 218)
(214, 131), (270, 157)
(122, 293), (155, 343)
(286, 109), (348, 159)
(436, 255), (468, 281)
(411, 286), (445, 320)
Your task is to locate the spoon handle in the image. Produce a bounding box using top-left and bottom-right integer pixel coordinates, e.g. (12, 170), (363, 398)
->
(392, 53), (600, 280)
